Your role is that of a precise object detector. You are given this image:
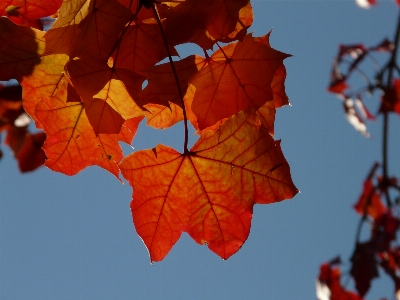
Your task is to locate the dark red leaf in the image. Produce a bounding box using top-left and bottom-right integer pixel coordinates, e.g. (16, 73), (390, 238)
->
(350, 242), (379, 297)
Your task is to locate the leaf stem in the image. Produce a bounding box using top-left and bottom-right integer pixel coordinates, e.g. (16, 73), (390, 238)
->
(151, 4), (189, 154)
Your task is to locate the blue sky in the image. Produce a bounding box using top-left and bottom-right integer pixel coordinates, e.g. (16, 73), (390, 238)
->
(1, 1), (400, 299)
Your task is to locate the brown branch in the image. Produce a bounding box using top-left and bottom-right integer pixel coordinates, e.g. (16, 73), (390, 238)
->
(151, 4), (189, 154)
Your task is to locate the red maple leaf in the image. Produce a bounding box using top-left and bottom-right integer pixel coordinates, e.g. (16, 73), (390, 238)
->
(189, 33), (290, 130)
(350, 242), (379, 297)
(120, 110), (298, 262)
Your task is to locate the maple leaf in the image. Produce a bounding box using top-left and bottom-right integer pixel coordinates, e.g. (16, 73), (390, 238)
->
(163, 0), (251, 49)
(189, 33), (290, 130)
(120, 110), (298, 262)
(351, 242), (379, 297)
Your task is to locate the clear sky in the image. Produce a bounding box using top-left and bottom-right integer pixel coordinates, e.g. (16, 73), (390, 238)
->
(1, 1), (399, 299)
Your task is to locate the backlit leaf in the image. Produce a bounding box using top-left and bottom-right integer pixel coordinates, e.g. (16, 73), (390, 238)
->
(120, 110), (297, 262)
(163, 0), (250, 48)
(189, 33), (290, 130)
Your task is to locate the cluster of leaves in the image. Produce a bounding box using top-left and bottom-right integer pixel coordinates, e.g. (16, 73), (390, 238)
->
(0, 0), (298, 262)
(328, 38), (397, 137)
(318, 163), (400, 299)
(319, 1), (400, 299)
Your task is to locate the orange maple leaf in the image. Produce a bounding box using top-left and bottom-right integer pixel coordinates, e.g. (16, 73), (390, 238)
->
(189, 33), (290, 130)
(120, 110), (298, 262)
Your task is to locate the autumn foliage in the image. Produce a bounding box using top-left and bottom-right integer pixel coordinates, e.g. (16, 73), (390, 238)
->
(320, 1), (400, 299)
(0, 0), (298, 262)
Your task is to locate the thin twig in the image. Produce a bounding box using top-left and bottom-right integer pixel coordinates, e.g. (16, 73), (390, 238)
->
(151, 4), (189, 153)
